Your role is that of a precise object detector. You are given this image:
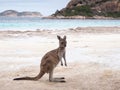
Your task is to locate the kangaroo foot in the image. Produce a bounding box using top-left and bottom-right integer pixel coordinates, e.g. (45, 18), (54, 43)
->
(54, 77), (65, 79)
(49, 78), (66, 83)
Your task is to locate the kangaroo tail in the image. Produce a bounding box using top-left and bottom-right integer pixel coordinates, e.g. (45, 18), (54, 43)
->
(13, 70), (45, 81)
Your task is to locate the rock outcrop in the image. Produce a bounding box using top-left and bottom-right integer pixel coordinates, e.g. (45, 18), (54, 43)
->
(0, 10), (42, 17)
(53, 0), (120, 18)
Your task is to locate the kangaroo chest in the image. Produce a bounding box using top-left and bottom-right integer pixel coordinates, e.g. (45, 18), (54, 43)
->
(58, 49), (65, 60)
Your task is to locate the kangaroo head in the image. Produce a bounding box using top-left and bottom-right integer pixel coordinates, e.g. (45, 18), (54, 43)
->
(57, 35), (67, 48)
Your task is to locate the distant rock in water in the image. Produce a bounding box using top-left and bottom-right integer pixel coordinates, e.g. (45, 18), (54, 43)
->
(0, 10), (42, 17)
(52, 0), (120, 18)
(0, 10), (18, 17)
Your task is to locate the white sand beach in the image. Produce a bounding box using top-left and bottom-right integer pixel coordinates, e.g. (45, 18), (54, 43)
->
(0, 27), (120, 90)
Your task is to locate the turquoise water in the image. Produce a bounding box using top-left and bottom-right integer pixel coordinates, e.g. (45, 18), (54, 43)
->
(0, 17), (120, 31)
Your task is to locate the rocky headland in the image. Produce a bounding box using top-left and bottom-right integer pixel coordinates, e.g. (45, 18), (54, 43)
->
(50, 0), (120, 19)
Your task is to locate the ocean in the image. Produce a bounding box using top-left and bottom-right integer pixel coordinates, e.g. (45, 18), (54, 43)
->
(0, 17), (120, 31)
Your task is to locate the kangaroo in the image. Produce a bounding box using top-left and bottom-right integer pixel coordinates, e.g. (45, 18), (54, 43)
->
(13, 35), (67, 82)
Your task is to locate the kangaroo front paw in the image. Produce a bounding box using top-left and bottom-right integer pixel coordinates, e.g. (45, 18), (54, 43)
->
(61, 63), (63, 66)
(65, 64), (67, 66)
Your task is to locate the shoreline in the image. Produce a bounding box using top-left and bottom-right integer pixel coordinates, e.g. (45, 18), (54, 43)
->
(0, 27), (120, 38)
(42, 15), (120, 20)
(0, 26), (120, 32)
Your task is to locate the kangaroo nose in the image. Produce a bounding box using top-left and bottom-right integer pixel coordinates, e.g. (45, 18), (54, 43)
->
(65, 44), (66, 47)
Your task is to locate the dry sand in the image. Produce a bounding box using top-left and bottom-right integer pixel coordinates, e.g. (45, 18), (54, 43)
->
(0, 27), (120, 90)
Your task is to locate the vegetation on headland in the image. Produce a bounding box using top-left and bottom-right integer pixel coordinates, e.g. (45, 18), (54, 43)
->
(65, 6), (120, 18)
(104, 12), (120, 18)
(61, 5), (93, 17)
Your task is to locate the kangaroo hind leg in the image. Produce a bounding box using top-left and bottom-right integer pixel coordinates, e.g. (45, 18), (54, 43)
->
(49, 70), (66, 82)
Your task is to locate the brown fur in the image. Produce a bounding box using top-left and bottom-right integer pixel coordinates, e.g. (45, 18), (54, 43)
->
(13, 35), (67, 82)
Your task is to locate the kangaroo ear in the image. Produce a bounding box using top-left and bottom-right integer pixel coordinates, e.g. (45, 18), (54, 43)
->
(64, 36), (66, 40)
(57, 35), (61, 40)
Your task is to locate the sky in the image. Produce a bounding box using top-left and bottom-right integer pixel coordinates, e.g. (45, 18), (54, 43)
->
(0, 0), (70, 16)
